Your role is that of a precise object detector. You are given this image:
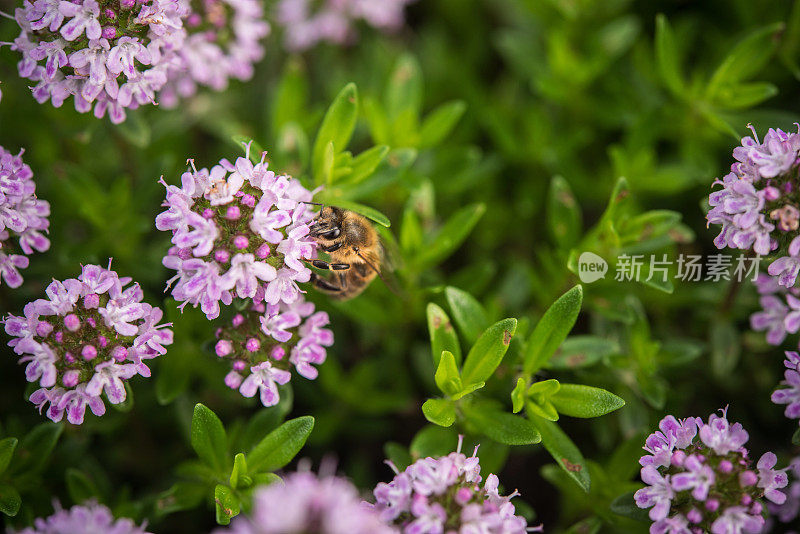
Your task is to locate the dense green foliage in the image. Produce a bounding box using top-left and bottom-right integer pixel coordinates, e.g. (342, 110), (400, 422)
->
(2, 0), (800, 532)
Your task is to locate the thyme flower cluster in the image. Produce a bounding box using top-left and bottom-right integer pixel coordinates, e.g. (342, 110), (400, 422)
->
(2, 262), (173, 424)
(370, 436), (536, 534)
(707, 125), (800, 288)
(156, 145), (318, 320)
(216, 298), (332, 407)
(16, 501), (151, 534)
(276, 0), (414, 51)
(0, 145), (50, 288)
(635, 409), (788, 534)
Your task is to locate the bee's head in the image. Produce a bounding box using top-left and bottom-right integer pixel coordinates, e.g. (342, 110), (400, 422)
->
(310, 206), (344, 241)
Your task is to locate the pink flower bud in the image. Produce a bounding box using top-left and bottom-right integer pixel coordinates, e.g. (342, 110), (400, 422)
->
(86, 317), (97, 328)
(241, 194), (256, 208)
(64, 313), (80, 332)
(101, 26), (116, 39)
(233, 235), (249, 250)
(719, 460), (733, 473)
(111, 346), (128, 361)
(740, 494), (752, 506)
(97, 335), (108, 348)
(455, 487), (473, 505)
(36, 321), (53, 337)
(202, 208), (215, 219)
(232, 314), (245, 327)
(225, 206), (241, 220)
(233, 359), (246, 371)
(215, 249), (230, 263)
(256, 243), (270, 258)
(120, 0), (135, 8)
(81, 345), (97, 360)
(224, 371), (243, 389)
(686, 508), (702, 524)
(55, 331), (64, 343)
(84, 293), (100, 309)
(764, 186), (781, 201)
(246, 338), (260, 352)
(216, 339), (233, 357)
(62, 370), (80, 387)
(271, 346), (285, 361)
(739, 470), (758, 487)
(671, 450), (686, 468)
(705, 499), (719, 512)
(104, 8), (116, 19)
(64, 351), (75, 363)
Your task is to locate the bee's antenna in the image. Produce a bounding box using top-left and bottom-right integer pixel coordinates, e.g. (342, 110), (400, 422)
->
(300, 201), (324, 206)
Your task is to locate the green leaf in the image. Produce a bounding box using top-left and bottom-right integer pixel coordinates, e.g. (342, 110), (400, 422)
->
(230, 453), (248, 489)
(434, 350), (463, 397)
(410, 425), (458, 459)
(451, 381), (485, 400)
(462, 403), (541, 445)
(343, 145), (389, 185)
(427, 303), (462, 367)
(511, 378), (527, 414)
(711, 318), (741, 379)
(550, 384), (626, 418)
(384, 442), (413, 472)
(445, 286), (489, 345)
(414, 204), (486, 270)
(247, 416), (314, 474)
(0, 484), (21, 517)
(547, 176), (582, 248)
(273, 57), (308, 131)
(422, 398), (456, 427)
(610, 491), (649, 522)
(548, 336), (618, 370)
(654, 14), (684, 95)
(0, 438), (17, 476)
(708, 23), (783, 92)
(523, 285), (583, 375)
(529, 414), (590, 492)
(313, 83), (358, 184)
(711, 82), (778, 109)
(66, 468), (99, 504)
(329, 199), (391, 227)
(214, 484), (240, 525)
(794, 427), (800, 446)
(461, 318), (517, 386)
(156, 483), (206, 515)
(386, 54), (423, 120)
(191, 404), (229, 474)
(419, 100), (466, 148)
(13, 422), (62, 475)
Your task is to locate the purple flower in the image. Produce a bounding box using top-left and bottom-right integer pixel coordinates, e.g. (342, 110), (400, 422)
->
(16, 501), (151, 534)
(636, 408), (787, 533)
(238, 361), (291, 407)
(371, 436), (532, 533)
(11, 0), (189, 122)
(0, 146), (49, 288)
(213, 470), (393, 534)
(157, 149), (318, 319)
(2, 262), (172, 424)
(769, 236), (800, 288)
(276, 0), (414, 51)
(772, 352), (800, 424)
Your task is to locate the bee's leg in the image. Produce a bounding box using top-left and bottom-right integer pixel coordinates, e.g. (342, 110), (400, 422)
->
(311, 273), (342, 293)
(338, 271), (347, 289)
(323, 242), (342, 252)
(311, 260), (350, 271)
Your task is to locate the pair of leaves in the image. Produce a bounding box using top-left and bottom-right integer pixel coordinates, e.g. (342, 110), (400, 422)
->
(190, 405), (314, 525)
(512, 379), (625, 421)
(523, 285), (584, 375)
(0, 423), (62, 517)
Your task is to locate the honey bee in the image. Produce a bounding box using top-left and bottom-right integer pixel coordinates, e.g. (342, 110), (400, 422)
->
(308, 206), (388, 300)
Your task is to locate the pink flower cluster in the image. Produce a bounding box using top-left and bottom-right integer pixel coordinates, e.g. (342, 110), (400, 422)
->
(276, 0), (414, 51)
(707, 125), (800, 288)
(762, 457), (800, 531)
(216, 298), (333, 407)
(16, 501), (151, 534)
(772, 351), (800, 428)
(749, 273), (800, 348)
(9, 0), (268, 122)
(2, 262), (173, 424)
(156, 144), (318, 320)
(0, 145), (50, 288)
(370, 436), (536, 534)
(214, 471), (394, 534)
(635, 408), (788, 534)
(158, 0), (269, 107)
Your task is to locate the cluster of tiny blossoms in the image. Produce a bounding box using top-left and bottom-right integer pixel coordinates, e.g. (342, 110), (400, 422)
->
(215, 298), (332, 407)
(762, 457), (800, 532)
(772, 351), (800, 429)
(707, 125), (800, 288)
(370, 436), (536, 534)
(15, 501), (151, 534)
(2, 262), (173, 424)
(214, 470), (394, 534)
(158, 0), (269, 107)
(749, 273), (800, 348)
(8, 0), (269, 122)
(156, 145), (317, 320)
(0, 145), (50, 288)
(276, 0), (414, 51)
(635, 408), (787, 534)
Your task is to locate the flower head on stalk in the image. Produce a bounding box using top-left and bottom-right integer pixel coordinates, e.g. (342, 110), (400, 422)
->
(370, 435), (539, 534)
(215, 298), (332, 407)
(15, 501), (151, 534)
(276, 0), (414, 51)
(156, 144), (318, 320)
(635, 408), (788, 534)
(707, 125), (800, 287)
(0, 145), (50, 288)
(213, 469), (393, 534)
(2, 262), (173, 424)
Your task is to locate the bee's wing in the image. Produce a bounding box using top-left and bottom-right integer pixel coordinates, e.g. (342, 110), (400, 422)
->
(376, 226), (402, 273)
